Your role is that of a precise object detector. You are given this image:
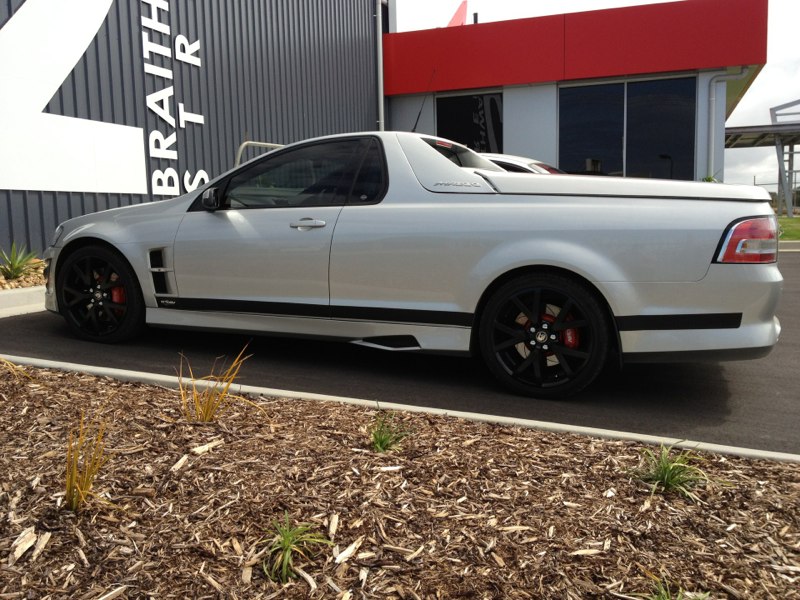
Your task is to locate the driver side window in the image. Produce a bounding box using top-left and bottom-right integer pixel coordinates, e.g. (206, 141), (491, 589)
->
(224, 139), (367, 209)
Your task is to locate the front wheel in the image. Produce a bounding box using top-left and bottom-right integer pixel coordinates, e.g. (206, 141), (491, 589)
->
(478, 274), (610, 398)
(56, 245), (145, 343)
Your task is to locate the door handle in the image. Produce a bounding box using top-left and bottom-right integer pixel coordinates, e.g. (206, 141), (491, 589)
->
(290, 218), (327, 230)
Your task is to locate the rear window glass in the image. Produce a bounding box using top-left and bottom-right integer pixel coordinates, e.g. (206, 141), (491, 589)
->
(422, 138), (503, 171)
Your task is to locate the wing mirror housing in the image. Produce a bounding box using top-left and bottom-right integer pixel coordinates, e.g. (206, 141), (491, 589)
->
(201, 187), (221, 211)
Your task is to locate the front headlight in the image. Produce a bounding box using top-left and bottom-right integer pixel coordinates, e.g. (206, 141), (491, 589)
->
(50, 224), (64, 247)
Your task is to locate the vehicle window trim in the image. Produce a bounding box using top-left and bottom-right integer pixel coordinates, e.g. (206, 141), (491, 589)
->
(344, 137), (389, 206)
(187, 136), (378, 212)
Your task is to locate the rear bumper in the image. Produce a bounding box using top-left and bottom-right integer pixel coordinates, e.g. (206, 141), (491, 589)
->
(606, 263), (782, 357)
(622, 320), (779, 363)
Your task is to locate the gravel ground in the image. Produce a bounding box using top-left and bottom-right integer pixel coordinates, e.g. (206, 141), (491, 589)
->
(0, 261), (45, 291)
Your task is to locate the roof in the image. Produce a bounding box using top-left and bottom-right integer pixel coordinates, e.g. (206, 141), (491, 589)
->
(383, 0), (767, 117)
(725, 123), (800, 149)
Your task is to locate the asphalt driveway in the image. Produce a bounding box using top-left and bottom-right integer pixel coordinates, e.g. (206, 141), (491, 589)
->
(2, 252), (798, 455)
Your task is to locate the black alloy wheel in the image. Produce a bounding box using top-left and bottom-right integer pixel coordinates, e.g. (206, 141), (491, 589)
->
(479, 274), (610, 398)
(56, 245), (145, 343)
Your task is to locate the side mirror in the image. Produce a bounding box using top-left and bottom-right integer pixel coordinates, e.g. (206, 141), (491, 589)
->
(201, 187), (221, 211)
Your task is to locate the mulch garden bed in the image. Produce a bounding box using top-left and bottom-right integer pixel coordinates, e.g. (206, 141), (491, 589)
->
(1, 362), (798, 599)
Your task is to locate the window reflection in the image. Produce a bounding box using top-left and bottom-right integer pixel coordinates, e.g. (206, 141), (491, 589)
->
(559, 77), (696, 180)
(627, 78), (696, 180)
(559, 84), (624, 176)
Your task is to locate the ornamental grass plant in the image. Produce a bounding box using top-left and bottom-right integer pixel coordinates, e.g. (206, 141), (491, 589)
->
(370, 411), (408, 452)
(262, 513), (332, 584)
(64, 413), (110, 513)
(178, 345), (253, 422)
(633, 444), (709, 502)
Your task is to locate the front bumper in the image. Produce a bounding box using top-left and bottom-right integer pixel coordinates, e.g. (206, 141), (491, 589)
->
(42, 246), (59, 314)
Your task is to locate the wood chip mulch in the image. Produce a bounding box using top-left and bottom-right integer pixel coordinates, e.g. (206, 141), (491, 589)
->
(0, 363), (798, 599)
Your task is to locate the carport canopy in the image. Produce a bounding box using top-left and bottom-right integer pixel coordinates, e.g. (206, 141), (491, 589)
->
(725, 120), (800, 216)
(725, 123), (800, 148)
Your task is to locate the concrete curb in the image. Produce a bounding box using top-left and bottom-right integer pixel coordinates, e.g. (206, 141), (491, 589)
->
(0, 285), (45, 318)
(2, 352), (799, 464)
(779, 241), (800, 252)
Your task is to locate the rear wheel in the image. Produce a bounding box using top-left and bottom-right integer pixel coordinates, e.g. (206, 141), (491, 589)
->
(56, 245), (144, 343)
(479, 274), (610, 398)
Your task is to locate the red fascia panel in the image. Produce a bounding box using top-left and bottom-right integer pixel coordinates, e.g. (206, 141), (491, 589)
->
(383, 0), (767, 96)
(564, 0), (768, 80)
(382, 16), (565, 96)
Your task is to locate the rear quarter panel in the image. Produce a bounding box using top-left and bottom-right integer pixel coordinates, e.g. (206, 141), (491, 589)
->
(330, 190), (775, 318)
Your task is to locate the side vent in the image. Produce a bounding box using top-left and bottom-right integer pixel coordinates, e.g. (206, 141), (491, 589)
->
(148, 249), (169, 294)
(149, 249), (164, 269)
(152, 272), (168, 294)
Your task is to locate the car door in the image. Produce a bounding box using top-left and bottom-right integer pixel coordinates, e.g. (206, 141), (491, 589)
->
(172, 138), (370, 317)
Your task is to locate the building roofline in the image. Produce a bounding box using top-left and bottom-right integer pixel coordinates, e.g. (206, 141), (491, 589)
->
(383, 0), (767, 107)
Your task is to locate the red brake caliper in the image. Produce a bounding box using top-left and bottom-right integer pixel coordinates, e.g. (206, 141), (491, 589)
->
(541, 313), (580, 350)
(110, 273), (126, 315)
(515, 307), (580, 360)
(111, 286), (126, 304)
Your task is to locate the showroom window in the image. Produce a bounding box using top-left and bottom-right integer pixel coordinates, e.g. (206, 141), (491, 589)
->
(559, 77), (696, 179)
(436, 93), (503, 153)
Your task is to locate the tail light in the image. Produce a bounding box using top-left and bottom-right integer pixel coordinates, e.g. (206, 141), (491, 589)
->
(715, 216), (778, 264)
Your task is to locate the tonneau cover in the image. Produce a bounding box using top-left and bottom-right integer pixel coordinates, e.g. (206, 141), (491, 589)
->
(476, 170), (771, 202)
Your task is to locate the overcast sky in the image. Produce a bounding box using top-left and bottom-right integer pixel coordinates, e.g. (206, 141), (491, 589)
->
(394, 0), (800, 188)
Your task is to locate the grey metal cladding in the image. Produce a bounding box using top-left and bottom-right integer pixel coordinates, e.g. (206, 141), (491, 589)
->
(0, 0), (378, 254)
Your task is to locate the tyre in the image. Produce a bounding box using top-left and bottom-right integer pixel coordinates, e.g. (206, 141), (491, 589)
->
(56, 245), (145, 343)
(479, 273), (610, 398)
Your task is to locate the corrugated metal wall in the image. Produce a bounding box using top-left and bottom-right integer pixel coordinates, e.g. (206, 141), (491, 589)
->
(0, 0), (378, 255)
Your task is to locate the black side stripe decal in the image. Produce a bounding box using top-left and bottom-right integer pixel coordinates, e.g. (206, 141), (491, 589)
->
(330, 305), (473, 327)
(157, 298), (741, 331)
(616, 313), (742, 331)
(159, 297), (329, 318)
(156, 297), (473, 327)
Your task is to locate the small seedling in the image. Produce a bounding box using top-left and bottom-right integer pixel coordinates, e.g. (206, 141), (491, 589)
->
(178, 345), (254, 422)
(639, 569), (710, 600)
(633, 444), (709, 502)
(370, 411), (408, 452)
(65, 413), (110, 513)
(262, 513), (332, 583)
(0, 243), (38, 280)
